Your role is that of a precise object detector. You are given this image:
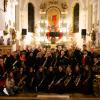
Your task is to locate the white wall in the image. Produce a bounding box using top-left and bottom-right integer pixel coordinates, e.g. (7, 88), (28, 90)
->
(0, 0), (5, 31)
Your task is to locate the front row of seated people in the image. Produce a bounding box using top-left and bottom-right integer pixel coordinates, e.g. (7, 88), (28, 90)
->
(1, 63), (99, 95)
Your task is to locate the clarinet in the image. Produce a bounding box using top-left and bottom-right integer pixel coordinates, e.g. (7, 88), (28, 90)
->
(12, 60), (18, 69)
(38, 78), (45, 87)
(64, 75), (72, 87)
(74, 75), (81, 86)
(42, 57), (48, 68)
(48, 76), (56, 90)
(54, 53), (58, 68)
(55, 75), (67, 85)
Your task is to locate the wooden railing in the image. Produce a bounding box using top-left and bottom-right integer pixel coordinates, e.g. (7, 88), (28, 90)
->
(0, 45), (12, 55)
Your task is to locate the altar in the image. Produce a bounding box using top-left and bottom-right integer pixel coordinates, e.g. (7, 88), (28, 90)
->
(39, 0), (68, 46)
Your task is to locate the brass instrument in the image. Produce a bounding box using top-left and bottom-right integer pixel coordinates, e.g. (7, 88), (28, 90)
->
(48, 77), (56, 90)
(18, 76), (26, 89)
(74, 75), (81, 86)
(64, 76), (71, 87)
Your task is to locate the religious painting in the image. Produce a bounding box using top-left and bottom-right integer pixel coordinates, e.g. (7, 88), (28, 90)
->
(47, 7), (60, 27)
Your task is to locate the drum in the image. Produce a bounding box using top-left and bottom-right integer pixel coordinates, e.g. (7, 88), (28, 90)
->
(93, 75), (100, 97)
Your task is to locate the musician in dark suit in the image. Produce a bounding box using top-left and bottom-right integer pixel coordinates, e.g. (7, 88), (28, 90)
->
(73, 64), (82, 93)
(63, 65), (74, 93)
(92, 56), (100, 75)
(82, 65), (93, 94)
(57, 50), (69, 67)
(45, 66), (55, 92)
(0, 57), (6, 94)
(25, 67), (36, 92)
(44, 51), (54, 69)
(26, 52), (35, 68)
(0, 57), (5, 80)
(72, 47), (82, 65)
(81, 50), (92, 67)
(53, 66), (65, 93)
(35, 67), (46, 92)
(4, 49), (15, 73)
(34, 52), (45, 71)
(15, 67), (27, 91)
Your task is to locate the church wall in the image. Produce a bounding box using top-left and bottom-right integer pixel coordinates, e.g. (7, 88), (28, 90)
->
(0, 0), (99, 48)
(0, 0), (5, 32)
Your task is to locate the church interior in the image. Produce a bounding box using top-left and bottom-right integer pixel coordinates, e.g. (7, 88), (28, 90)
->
(0, 0), (100, 99)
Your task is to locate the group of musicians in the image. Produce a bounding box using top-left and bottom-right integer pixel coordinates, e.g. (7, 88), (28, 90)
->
(0, 44), (100, 95)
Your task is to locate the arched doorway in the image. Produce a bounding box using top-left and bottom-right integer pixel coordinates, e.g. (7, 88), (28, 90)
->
(28, 3), (34, 32)
(73, 3), (79, 33)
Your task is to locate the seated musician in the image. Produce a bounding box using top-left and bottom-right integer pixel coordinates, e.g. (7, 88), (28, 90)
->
(63, 65), (74, 93)
(3, 71), (18, 96)
(16, 67), (27, 91)
(82, 65), (93, 94)
(92, 56), (100, 75)
(52, 66), (65, 93)
(0, 57), (6, 94)
(46, 66), (56, 92)
(35, 66), (46, 92)
(25, 67), (35, 92)
(73, 64), (82, 92)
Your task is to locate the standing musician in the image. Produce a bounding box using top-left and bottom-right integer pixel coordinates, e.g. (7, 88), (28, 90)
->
(57, 50), (69, 67)
(0, 57), (6, 80)
(81, 50), (92, 67)
(34, 52), (45, 71)
(43, 51), (54, 69)
(4, 49), (15, 73)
